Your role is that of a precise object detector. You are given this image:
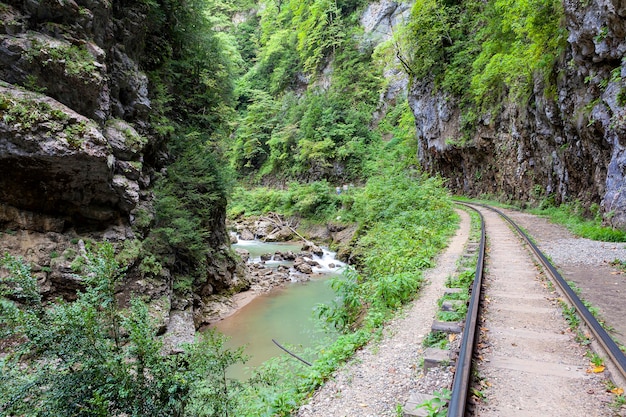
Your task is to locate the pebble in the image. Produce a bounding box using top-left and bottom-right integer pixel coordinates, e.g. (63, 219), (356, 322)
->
(542, 238), (626, 266)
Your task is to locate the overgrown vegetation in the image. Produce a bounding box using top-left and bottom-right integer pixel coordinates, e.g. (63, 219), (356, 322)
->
(529, 203), (626, 242)
(463, 196), (626, 242)
(228, 133), (457, 414)
(133, 0), (245, 289)
(394, 0), (566, 139)
(150, 131), (233, 288)
(0, 246), (247, 416)
(228, 181), (343, 220)
(416, 388), (451, 417)
(228, 0), (382, 183)
(2, 0), (587, 414)
(27, 39), (97, 78)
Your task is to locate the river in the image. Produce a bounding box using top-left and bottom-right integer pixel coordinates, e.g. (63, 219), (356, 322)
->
(211, 238), (344, 379)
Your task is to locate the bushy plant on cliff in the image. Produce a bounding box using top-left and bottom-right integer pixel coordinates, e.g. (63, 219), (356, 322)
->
(151, 130), (233, 286)
(291, 0), (346, 74)
(403, 0), (565, 119)
(229, 90), (280, 174)
(144, 0), (239, 131)
(135, 0), (242, 287)
(0, 245), (246, 417)
(470, 0), (566, 109)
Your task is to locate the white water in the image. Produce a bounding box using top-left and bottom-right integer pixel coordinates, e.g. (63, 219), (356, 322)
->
(213, 236), (345, 379)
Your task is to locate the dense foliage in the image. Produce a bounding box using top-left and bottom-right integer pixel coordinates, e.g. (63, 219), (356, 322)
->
(134, 0), (248, 289)
(229, 0), (382, 183)
(401, 0), (566, 134)
(0, 245), (246, 417)
(227, 132), (457, 415)
(2, 0), (578, 414)
(142, 0), (242, 130)
(150, 131), (234, 289)
(227, 0), (567, 181)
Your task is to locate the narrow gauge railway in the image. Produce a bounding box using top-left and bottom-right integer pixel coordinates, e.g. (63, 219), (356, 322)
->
(448, 203), (626, 417)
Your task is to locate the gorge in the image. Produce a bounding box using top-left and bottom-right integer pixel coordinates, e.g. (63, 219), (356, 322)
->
(1, 0), (626, 414)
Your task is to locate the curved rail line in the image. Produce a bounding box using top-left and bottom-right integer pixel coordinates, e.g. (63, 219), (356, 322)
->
(447, 202), (485, 417)
(448, 202), (626, 417)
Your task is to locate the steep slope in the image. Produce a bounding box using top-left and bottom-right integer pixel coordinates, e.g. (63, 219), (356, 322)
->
(408, 0), (626, 228)
(0, 0), (243, 343)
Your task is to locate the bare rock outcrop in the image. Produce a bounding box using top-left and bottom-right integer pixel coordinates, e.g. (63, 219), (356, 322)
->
(0, 0), (240, 350)
(408, 0), (626, 228)
(0, 84), (145, 228)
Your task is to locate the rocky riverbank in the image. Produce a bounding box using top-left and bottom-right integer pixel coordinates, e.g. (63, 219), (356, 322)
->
(200, 215), (357, 324)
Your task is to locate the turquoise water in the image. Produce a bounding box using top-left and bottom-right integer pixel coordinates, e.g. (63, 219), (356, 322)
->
(212, 239), (343, 379)
(233, 239), (303, 261)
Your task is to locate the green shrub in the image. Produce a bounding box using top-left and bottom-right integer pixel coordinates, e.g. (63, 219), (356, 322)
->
(27, 39), (96, 77)
(228, 181), (342, 221)
(138, 254), (163, 277)
(0, 246), (247, 417)
(423, 331), (449, 349)
(530, 203), (626, 242)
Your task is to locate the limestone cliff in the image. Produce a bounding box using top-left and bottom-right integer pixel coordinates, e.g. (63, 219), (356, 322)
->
(0, 0), (242, 344)
(409, 0), (626, 228)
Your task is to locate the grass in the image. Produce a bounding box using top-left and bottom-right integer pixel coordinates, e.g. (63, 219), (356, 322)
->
(229, 168), (458, 415)
(530, 204), (626, 242)
(436, 309), (465, 322)
(610, 259), (626, 275)
(457, 196), (626, 242)
(423, 331), (449, 349)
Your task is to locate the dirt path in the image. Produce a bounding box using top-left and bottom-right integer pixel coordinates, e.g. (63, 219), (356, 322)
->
(502, 208), (626, 349)
(297, 209), (471, 417)
(473, 206), (612, 416)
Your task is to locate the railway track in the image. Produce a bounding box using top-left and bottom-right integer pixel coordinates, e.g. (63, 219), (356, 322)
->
(449, 202), (626, 416)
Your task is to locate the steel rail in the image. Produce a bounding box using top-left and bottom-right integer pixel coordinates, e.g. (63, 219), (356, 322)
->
(447, 202), (486, 417)
(479, 204), (626, 383)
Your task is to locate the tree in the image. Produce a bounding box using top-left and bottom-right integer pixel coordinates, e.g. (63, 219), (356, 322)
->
(292, 0), (346, 74)
(406, 0), (454, 80)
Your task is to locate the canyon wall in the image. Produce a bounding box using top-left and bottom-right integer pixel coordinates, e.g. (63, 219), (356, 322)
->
(409, 0), (626, 227)
(0, 0), (242, 345)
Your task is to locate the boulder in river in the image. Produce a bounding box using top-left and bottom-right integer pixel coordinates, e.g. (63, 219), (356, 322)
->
(265, 226), (294, 242)
(302, 242), (324, 257)
(294, 256), (315, 274)
(282, 251), (297, 261)
(239, 228), (255, 241)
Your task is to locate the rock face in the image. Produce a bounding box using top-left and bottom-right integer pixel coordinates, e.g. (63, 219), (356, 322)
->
(0, 0), (153, 231)
(0, 0), (240, 344)
(361, 1), (411, 121)
(408, 0), (626, 228)
(0, 84), (144, 229)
